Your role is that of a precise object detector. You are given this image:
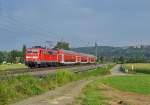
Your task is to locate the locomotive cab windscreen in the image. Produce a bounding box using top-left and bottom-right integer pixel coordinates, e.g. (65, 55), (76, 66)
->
(25, 48), (40, 61)
(26, 49), (38, 54)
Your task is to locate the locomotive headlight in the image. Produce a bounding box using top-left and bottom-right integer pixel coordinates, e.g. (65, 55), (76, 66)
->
(33, 56), (38, 59)
(26, 56), (38, 59)
(26, 56), (31, 58)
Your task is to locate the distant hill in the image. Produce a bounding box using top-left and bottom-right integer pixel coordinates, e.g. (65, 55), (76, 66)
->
(71, 46), (150, 61)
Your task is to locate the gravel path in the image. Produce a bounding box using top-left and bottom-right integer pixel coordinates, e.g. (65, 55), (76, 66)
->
(12, 78), (94, 105)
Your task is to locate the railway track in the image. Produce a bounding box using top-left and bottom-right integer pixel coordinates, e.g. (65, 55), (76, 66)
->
(0, 64), (103, 79)
(0, 65), (84, 75)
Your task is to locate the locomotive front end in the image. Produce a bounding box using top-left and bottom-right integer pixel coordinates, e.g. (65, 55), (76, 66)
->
(25, 48), (40, 68)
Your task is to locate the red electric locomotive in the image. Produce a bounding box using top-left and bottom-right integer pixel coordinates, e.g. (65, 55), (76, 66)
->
(25, 46), (96, 68)
(25, 46), (58, 67)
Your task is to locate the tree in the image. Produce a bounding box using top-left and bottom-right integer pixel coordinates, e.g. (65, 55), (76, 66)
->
(7, 50), (17, 63)
(0, 52), (4, 64)
(118, 56), (125, 64)
(22, 45), (26, 62)
(112, 57), (117, 63)
(6, 50), (24, 63)
(53, 41), (70, 50)
(99, 56), (104, 63)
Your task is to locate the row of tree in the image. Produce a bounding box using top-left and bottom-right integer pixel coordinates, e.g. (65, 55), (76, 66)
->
(96, 56), (149, 64)
(1, 41), (148, 64)
(0, 45), (26, 64)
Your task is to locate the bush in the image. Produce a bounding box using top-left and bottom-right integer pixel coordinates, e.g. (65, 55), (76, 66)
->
(55, 70), (76, 86)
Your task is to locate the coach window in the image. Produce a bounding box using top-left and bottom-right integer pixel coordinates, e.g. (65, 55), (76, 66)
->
(26, 50), (38, 53)
(32, 49), (38, 53)
(43, 51), (47, 55)
(48, 51), (54, 55)
(27, 51), (32, 53)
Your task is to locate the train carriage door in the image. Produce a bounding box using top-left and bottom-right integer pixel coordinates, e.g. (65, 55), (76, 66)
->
(79, 56), (81, 63)
(40, 50), (44, 61)
(39, 49), (42, 60)
(56, 53), (59, 62)
(61, 54), (64, 63)
(76, 56), (78, 63)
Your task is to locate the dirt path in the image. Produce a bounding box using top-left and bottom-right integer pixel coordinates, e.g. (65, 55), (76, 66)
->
(12, 65), (125, 105)
(12, 78), (94, 105)
(98, 84), (150, 105)
(110, 64), (126, 76)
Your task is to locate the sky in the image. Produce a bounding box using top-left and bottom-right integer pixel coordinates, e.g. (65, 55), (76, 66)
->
(0, 0), (150, 50)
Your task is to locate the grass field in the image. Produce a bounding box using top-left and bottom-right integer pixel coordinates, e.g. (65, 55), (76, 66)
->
(123, 63), (150, 74)
(100, 75), (150, 94)
(0, 64), (114, 105)
(0, 64), (27, 71)
(79, 75), (150, 105)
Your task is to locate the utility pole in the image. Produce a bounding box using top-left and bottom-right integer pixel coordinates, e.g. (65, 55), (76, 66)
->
(95, 42), (98, 58)
(95, 42), (98, 65)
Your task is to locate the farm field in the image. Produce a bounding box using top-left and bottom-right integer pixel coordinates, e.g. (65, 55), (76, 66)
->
(0, 64), (27, 71)
(78, 75), (150, 105)
(123, 63), (150, 74)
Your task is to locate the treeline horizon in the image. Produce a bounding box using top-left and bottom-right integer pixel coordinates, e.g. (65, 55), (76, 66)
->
(1, 42), (150, 64)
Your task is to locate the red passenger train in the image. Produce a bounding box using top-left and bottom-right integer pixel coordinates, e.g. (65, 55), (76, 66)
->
(25, 46), (96, 68)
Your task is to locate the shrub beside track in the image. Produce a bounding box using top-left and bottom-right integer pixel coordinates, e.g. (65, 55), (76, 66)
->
(0, 64), (101, 79)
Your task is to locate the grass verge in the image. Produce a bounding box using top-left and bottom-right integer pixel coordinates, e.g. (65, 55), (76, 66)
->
(79, 75), (150, 105)
(100, 75), (150, 94)
(0, 64), (114, 105)
(0, 64), (27, 71)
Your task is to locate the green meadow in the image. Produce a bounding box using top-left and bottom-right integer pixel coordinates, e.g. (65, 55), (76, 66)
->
(79, 75), (150, 105)
(0, 64), (27, 71)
